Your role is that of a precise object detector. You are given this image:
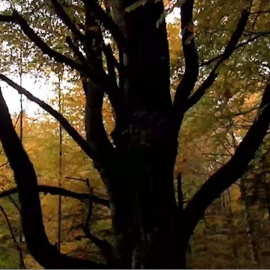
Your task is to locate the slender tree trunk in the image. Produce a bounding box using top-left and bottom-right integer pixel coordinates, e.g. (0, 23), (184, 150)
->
(240, 178), (260, 268)
(225, 189), (239, 268)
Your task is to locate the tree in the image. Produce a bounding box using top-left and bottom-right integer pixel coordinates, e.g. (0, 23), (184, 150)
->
(0, 0), (269, 268)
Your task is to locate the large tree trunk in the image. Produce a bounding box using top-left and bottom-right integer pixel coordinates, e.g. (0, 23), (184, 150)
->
(109, 114), (185, 268)
(103, 1), (187, 267)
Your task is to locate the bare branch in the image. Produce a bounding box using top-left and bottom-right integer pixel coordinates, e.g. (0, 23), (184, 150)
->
(0, 185), (109, 207)
(182, 79), (270, 248)
(0, 89), (105, 268)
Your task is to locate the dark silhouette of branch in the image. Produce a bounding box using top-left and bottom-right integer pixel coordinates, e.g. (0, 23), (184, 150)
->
(50, 0), (86, 43)
(182, 79), (270, 249)
(0, 14), (14, 22)
(0, 161), (9, 168)
(81, 0), (127, 50)
(103, 43), (120, 80)
(0, 11), (85, 72)
(0, 203), (26, 269)
(186, 9), (250, 111)
(177, 173), (184, 214)
(4, 190), (20, 212)
(173, 0), (198, 130)
(200, 31), (270, 67)
(0, 10), (123, 119)
(0, 74), (104, 166)
(0, 185), (109, 208)
(0, 89), (104, 268)
(66, 36), (86, 63)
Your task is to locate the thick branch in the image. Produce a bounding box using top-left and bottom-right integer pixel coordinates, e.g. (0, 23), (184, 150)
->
(0, 89), (104, 268)
(186, 10), (250, 111)
(182, 79), (270, 248)
(0, 74), (104, 166)
(173, 0), (198, 129)
(0, 185), (109, 207)
(0, 14), (14, 22)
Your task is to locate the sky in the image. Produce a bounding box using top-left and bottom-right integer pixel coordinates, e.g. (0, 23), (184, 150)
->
(1, 74), (56, 117)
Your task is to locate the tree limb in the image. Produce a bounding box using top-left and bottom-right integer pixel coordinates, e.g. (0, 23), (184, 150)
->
(0, 74), (105, 166)
(0, 185), (109, 207)
(182, 79), (270, 248)
(50, 0), (86, 44)
(81, 0), (127, 51)
(0, 161), (9, 168)
(66, 36), (86, 63)
(185, 9), (250, 112)
(0, 14), (14, 22)
(200, 31), (270, 67)
(0, 11), (85, 72)
(103, 43), (119, 82)
(173, 0), (198, 130)
(0, 89), (105, 268)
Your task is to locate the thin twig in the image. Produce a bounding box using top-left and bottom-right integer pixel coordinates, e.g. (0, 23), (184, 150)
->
(0, 203), (26, 268)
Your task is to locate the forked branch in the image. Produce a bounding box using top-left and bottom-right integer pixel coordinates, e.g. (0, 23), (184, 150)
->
(185, 9), (250, 112)
(182, 78), (270, 248)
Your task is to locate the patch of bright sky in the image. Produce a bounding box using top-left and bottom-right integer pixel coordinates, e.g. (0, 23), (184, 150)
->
(166, 7), (180, 23)
(1, 74), (58, 117)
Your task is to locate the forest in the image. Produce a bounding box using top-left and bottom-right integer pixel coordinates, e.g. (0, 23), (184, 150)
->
(0, 0), (269, 268)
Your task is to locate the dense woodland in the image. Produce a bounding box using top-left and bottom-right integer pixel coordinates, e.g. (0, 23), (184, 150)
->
(0, 0), (270, 268)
